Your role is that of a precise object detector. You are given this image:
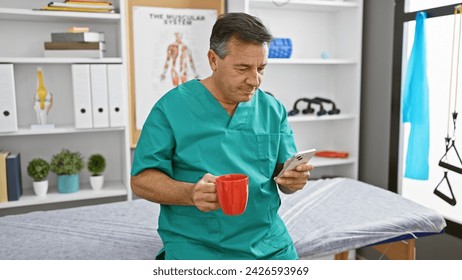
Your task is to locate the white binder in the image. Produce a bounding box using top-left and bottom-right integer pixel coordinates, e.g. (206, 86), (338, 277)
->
(90, 64), (109, 128)
(71, 64), (93, 129)
(107, 64), (125, 127)
(0, 64), (18, 132)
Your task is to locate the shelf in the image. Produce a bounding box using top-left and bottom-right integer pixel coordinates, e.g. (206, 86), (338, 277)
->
(0, 57), (123, 64)
(0, 182), (127, 209)
(288, 114), (355, 122)
(268, 58), (357, 65)
(311, 156), (356, 167)
(0, 125), (124, 137)
(0, 8), (120, 22)
(250, 0), (358, 11)
(0, 0), (132, 213)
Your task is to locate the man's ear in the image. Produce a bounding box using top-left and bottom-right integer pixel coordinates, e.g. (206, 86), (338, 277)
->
(208, 49), (218, 72)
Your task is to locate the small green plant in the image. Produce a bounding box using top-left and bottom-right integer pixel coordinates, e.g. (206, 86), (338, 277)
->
(87, 154), (106, 176)
(27, 158), (50, 181)
(50, 149), (84, 175)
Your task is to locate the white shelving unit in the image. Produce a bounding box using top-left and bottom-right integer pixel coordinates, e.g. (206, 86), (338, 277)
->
(0, 0), (131, 211)
(229, 0), (363, 179)
(0, 57), (123, 64)
(0, 182), (126, 209)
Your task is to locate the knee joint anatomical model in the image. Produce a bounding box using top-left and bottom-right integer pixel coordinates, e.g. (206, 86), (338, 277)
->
(34, 67), (53, 125)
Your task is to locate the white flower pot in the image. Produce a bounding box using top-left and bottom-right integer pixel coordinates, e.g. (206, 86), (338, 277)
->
(90, 175), (104, 191)
(33, 180), (48, 197)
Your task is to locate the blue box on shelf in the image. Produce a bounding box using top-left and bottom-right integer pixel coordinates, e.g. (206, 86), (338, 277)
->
(269, 38), (292, 58)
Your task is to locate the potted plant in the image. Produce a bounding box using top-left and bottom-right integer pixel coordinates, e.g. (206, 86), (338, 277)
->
(50, 149), (84, 193)
(87, 153), (106, 191)
(27, 158), (50, 197)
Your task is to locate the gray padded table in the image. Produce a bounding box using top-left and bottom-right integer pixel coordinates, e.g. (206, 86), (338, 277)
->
(0, 178), (446, 259)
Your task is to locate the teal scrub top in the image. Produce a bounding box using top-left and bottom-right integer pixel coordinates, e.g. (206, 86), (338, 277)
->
(131, 79), (298, 260)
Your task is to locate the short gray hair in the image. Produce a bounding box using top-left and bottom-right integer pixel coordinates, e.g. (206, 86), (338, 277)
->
(210, 13), (273, 59)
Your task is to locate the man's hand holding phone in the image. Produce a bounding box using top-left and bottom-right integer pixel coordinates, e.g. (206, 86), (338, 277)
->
(274, 149), (315, 194)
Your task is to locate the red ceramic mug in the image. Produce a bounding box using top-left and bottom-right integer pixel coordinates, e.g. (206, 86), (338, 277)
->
(215, 174), (248, 216)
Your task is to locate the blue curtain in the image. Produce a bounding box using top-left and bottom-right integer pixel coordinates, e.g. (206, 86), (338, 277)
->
(402, 12), (430, 180)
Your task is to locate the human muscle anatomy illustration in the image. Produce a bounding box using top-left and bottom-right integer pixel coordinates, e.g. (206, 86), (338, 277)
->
(34, 67), (53, 125)
(160, 32), (199, 86)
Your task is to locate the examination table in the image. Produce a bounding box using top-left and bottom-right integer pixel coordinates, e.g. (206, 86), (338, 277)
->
(0, 178), (446, 260)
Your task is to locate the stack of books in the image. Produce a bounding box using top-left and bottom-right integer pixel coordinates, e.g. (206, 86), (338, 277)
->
(41, 0), (115, 13)
(44, 27), (105, 58)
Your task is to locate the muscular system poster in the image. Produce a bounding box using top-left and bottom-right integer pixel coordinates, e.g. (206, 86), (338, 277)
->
(132, 7), (216, 130)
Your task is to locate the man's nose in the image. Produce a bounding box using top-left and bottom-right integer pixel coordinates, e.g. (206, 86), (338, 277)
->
(246, 69), (260, 88)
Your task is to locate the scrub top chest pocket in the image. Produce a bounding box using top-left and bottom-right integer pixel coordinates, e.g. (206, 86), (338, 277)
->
(257, 134), (281, 178)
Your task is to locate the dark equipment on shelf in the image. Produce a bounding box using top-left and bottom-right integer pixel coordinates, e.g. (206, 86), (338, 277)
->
(313, 97), (341, 115)
(288, 97), (340, 116)
(308, 98), (327, 116)
(288, 98), (312, 116)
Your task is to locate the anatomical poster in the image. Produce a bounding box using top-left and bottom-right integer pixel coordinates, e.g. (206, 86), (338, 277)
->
(132, 6), (216, 129)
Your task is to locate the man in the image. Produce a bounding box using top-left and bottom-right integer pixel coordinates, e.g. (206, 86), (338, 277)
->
(131, 12), (312, 260)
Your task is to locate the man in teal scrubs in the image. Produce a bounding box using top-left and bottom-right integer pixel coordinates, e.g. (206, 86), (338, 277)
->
(131, 13), (313, 260)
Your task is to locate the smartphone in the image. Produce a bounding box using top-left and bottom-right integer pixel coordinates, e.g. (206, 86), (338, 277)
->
(275, 149), (316, 178)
